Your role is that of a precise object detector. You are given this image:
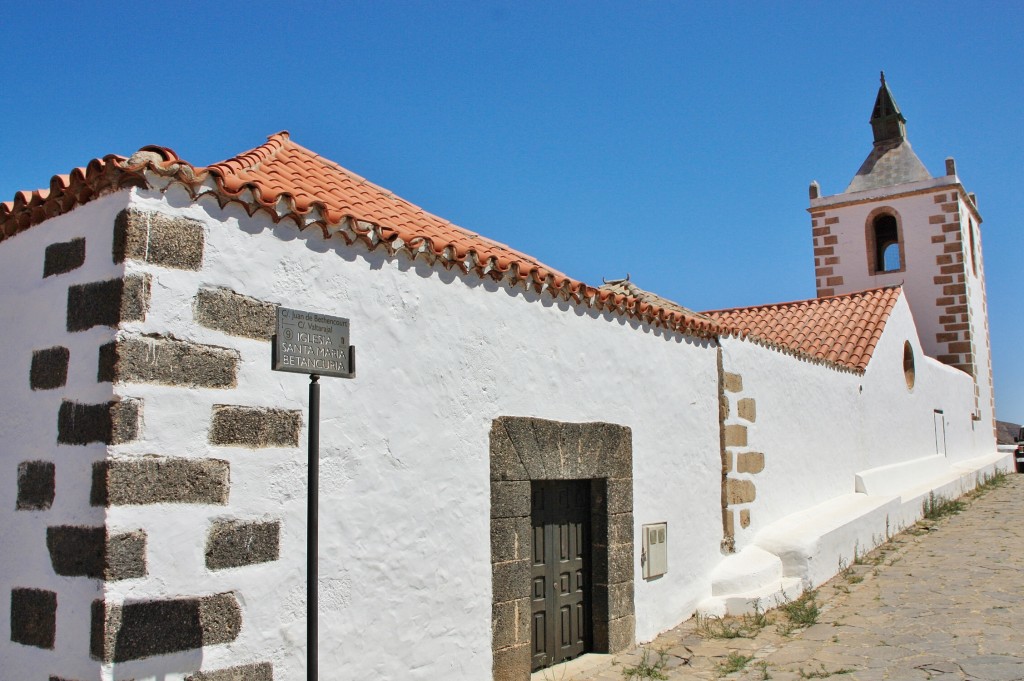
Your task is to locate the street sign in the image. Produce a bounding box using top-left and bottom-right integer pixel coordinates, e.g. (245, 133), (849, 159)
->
(272, 307), (355, 378)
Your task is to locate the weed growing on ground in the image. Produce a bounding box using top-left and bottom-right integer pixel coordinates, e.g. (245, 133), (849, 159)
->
(697, 601), (770, 639)
(621, 648), (668, 681)
(717, 652), (753, 676)
(967, 469), (1008, 499)
(798, 663), (854, 678)
(783, 590), (819, 626)
(922, 491), (965, 520)
(777, 590), (820, 635)
(755, 660), (772, 679)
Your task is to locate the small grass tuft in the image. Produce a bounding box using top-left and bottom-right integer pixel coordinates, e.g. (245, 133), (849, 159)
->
(717, 652), (754, 676)
(697, 601), (770, 639)
(922, 491), (965, 520)
(798, 663), (854, 678)
(621, 647), (668, 680)
(776, 589), (819, 635)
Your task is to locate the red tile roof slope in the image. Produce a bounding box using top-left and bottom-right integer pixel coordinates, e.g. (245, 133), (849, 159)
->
(0, 133), (722, 339)
(703, 286), (902, 372)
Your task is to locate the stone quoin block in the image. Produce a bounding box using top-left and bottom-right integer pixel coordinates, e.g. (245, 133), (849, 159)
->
(492, 643), (530, 681)
(491, 598), (529, 649)
(723, 372), (743, 393)
(737, 452), (765, 474)
(43, 237), (86, 277)
(489, 516), (531, 563)
(90, 592), (241, 662)
(205, 520), (280, 571)
(91, 457), (230, 506)
(57, 398), (141, 445)
(593, 615), (635, 653)
(194, 287), (278, 340)
(209, 405), (302, 448)
(724, 424), (748, 447)
(737, 398), (756, 422)
(17, 460), (55, 510)
(184, 662), (274, 681)
(113, 208), (205, 270)
(726, 478), (757, 505)
(31, 346), (70, 390)
(10, 587), (57, 649)
(98, 335), (239, 388)
(66, 274), (151, 331)
(46, 526), (146, 580)
(740, 509), (751, 528)
(491, 560), (530, 605)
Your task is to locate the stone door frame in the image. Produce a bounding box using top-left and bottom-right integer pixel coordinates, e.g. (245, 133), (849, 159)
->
(489, 416), (634, 681)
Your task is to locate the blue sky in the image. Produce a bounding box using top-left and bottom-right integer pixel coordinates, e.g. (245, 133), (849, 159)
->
(2, 2), (1021, 421)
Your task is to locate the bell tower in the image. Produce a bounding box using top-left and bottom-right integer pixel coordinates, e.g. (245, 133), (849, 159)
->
(807, 73), (995, 439)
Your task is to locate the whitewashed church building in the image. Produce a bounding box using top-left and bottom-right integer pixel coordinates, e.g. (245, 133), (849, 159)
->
(0, 76), (1006, 681)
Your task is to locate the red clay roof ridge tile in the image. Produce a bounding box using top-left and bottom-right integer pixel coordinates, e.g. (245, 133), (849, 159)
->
(702, 286), (903, 373)
(0, 134), (726, 342)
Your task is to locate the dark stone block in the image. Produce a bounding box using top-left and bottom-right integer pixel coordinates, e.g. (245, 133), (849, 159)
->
(185, 662), (274, 681)
(114, 209), (205, 270)
(67, 275), (151, 332)
(194, 287), (277, 340)
(10, 587), (57, 649)
(489, 420), (528, 482)
(47, 525), (104, 578)
(209, 405), (301, 448)
(17, 461), (55, 510)
(490, 516), (531, 563)
(491, 560), (529, 605)
(31, 346), (70, 390)
(205, 520), (280, 570)
(57, 398), (141, 445)
(606, 478), (634, 515)
(492, 643), (530, 681)
(491, 599), (529, 650)
(490, 481), (530, 519)
(98, 335), (238, 388)
(91, 592), (241, 662)
(91, 457), (230, 506)
(43, 237), (86, 278)
(591, 580), (634, 621)
(46, 526), (146, 580)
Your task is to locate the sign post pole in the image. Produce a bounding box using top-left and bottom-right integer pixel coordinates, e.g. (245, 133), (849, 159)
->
(308, 373), (320, 681)
(271, 307), (355, 681)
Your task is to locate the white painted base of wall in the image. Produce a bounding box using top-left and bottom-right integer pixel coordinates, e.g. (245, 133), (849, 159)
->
(701, 453), (1013, 616)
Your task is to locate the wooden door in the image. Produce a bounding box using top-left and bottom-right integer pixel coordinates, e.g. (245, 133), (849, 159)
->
(530, 480), (591, 671)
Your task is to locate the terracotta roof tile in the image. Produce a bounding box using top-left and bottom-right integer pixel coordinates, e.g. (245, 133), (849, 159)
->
(702, 286), (902, 372)
(0, 133), (723, 340)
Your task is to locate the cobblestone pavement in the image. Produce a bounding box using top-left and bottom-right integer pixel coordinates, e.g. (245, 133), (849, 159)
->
(547, 473), (1024, 681)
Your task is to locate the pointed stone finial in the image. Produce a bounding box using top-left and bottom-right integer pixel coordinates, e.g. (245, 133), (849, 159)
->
(870, 73), (907, 144)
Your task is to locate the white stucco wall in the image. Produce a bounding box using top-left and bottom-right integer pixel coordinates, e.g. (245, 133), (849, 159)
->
(0, 193), (129, 681)
(0, 178), (1001, 681)
(97, 185), (725, 680)
(721, 293), (986, 553)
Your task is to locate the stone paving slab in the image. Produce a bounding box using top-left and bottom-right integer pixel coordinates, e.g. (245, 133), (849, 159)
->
(539, 473), (1024, 681)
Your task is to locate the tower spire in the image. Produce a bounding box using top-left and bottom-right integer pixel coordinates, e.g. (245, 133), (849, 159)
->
(870, 71), (907, 144)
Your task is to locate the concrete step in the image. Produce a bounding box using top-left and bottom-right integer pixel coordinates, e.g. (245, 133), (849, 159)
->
(698, 576), (805, 617)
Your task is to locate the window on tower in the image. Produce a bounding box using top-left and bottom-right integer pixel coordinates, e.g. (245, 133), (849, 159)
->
(871, 213), (902, 273)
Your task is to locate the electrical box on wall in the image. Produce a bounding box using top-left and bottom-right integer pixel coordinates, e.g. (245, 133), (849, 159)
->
(642, 522), (668, 579)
